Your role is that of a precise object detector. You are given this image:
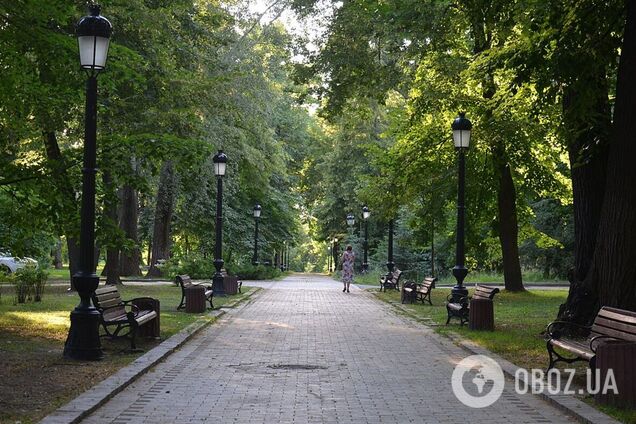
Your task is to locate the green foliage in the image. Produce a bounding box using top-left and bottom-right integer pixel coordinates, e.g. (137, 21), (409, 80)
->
(161, 254), (216, 281)
(11, 266), (49, 303)
(230, 264), (282, 280)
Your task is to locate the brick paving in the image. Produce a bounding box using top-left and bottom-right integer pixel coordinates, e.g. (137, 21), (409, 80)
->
(82, 274), (575, 423)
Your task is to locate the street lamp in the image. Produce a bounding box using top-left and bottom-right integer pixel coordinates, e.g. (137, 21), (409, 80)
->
(333, 237), (339, 271)
(451, 112), (472, 301)
(212, 150), (228, 296)
(64, 4), (112, 361)
(346, 213), (355, 227)
(252, 204), (261, 265)
(328, 242), (332, 273)
(387, 219), (395, 273)
(362, 206), (370, 272)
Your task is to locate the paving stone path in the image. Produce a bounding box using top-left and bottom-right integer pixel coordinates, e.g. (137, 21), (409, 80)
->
(83, 274), (575, 423)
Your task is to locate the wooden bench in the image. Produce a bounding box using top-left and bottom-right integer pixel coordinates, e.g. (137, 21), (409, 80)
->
(92, 285), (159, 350)
(380, 269), (402, 292)
(545, 306), (636, 372)
(446, 284), (500, 325)
(401, 277), (437, 305)
(176, 275), (213, 310)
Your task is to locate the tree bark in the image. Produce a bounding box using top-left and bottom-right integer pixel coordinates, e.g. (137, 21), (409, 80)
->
(146, 161), (177, 277)
(52, 239), (63, 269)
(585, 0), (636, 311)
(497, 162), (524, 291)
(42, 131), (80, 287)
(469, 11), (525, 292)
(102, 172), (121, 285)
(118, 184), (141, 276)
(557, 58), (612, 324)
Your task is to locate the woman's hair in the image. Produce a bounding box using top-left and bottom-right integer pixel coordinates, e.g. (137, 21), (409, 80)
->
(346, 245), (353, 251)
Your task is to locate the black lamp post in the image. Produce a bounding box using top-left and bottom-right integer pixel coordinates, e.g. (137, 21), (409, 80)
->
(252, 204), (261, 265)
(212, 150), (227, 296)
(328, 242), (332, 272)
(451, 112), (472, 301)
(387, 219), (395, 273)
(63, 4), (112, 361)
(333, 237), (339, 271)
(362, 206), (370, 272)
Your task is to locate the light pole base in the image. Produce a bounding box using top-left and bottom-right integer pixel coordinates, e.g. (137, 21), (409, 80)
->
(212, 272), (226, 297)
(63, 306), (103, 361)
(362, 263), (368, 273)
(451, 266), (469, 302)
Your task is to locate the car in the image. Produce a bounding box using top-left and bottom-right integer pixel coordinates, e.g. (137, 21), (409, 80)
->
(0, 251), (37, 274)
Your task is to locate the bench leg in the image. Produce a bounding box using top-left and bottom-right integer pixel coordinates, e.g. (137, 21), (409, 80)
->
(546, 340), (586, 372)
(446, 308), (452, 325)
(177, 293), (186, 310)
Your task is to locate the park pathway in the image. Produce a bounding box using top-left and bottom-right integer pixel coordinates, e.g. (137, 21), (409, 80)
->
(82, 274), (575, 423)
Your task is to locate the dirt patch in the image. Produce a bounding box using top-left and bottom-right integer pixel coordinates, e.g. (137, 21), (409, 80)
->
(0, 337), (152, 424)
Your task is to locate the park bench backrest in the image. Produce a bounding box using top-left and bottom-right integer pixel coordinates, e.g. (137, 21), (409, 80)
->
(393, 269), (402, 283)
(176, 275), (193, 288)
(590, 306), (636, 342)
(93, 285), (126, 321)
(472, 284), (500, 301)
(422, 277), (436, 289)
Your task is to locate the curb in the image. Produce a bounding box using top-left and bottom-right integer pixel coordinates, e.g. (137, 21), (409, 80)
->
(380, 297), (620, 424)
(39, 287), (262, 424)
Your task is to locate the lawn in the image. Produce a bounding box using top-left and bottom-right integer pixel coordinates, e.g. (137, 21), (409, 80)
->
(0, 282), (251, 424)
(353, 270), (567, 286)
(370, 286), (636, 423)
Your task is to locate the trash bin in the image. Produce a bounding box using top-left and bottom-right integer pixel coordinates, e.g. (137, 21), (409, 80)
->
(468, 298), (494, 331)
(133, 298), (160, 338)
(223, 275), (239, 295)
(185, 285), (206, 313)
(595, 342), (636, 408)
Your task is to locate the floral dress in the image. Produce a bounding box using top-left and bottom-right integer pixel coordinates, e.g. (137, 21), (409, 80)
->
(341, 250), (355, 284)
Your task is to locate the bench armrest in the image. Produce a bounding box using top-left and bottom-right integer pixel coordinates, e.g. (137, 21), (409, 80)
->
(589, 335), (625, 353)
(545, 321), (591, 340)
(446, 292), (469, 306)
(99, 303), (140, 317)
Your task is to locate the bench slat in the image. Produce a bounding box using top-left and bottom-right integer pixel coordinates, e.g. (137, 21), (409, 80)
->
(550, 339), (594, 360)
(596, 307), (636, 325)
(592, 317), (636, 339)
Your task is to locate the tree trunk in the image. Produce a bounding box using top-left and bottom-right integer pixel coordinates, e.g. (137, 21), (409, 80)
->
(43, 131), (80, 287)
(498, 162), (524, 291)
(102, 172), (121, 285)
(146, 161), (177, 277)
(118, 184), (141, 276)
(585, 0), (636, 311)
(557, 63), (612, 324)
(52, 239), (63, 269)
(468, 12), (524, 292)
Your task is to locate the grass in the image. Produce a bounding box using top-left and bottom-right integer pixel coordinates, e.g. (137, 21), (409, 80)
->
(351, 269), (567, 286)
(370, 286), (636, 423)
(0, 283), (252, 424)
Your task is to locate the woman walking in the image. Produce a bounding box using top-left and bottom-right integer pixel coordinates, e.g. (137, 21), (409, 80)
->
(341, 245), (355, 293)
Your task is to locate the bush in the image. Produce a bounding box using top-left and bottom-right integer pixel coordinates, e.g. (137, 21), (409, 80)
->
(230, 263), (282, 280)
(161, 254), (216, 280)
(12, 266), (48, 303)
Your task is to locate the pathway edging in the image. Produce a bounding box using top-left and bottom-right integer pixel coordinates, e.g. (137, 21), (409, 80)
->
(376, 294), (619, 424)
(39, 287), (262, 424)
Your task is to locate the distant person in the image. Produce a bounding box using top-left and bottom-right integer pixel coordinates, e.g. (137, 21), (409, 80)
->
(341, 245), (355, 293)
